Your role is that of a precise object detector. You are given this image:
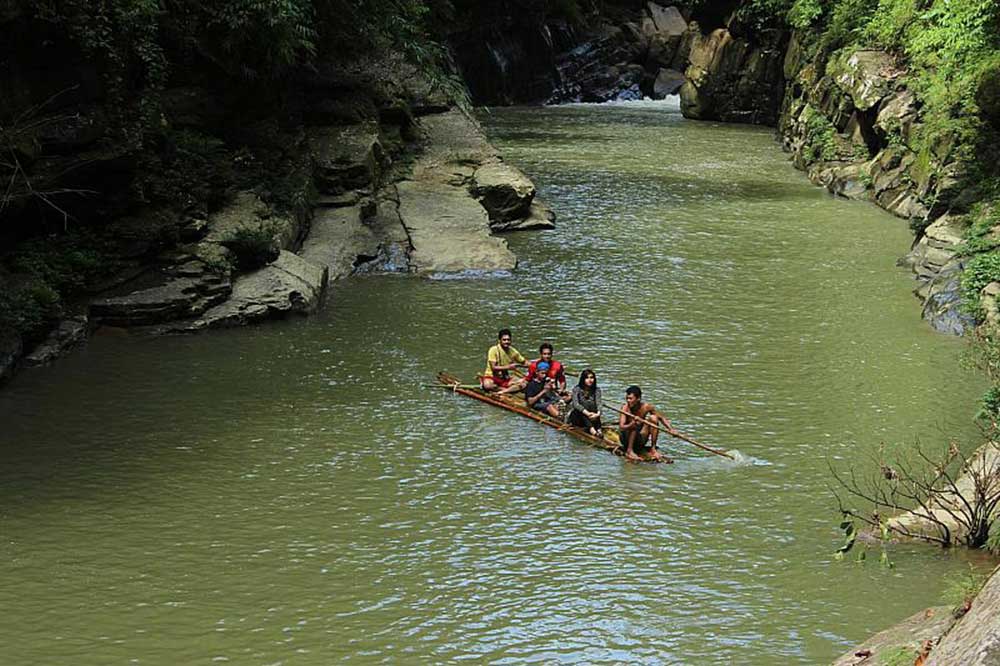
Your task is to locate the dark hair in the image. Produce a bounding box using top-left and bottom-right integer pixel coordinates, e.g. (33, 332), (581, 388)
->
(626, 385), (642, 399)
(498, 328), (512, 340)
(539, 342), (553, 354)
(578, 368), (597, 392)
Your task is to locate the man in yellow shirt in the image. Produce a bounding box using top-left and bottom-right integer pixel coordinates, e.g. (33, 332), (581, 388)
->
(481, 328), (528, 393)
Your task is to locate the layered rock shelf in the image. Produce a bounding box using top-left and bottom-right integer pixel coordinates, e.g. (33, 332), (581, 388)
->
(5, 100), (552, 378)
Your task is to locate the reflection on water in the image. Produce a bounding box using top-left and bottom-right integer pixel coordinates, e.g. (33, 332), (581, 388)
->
(0, 101), (988, 664)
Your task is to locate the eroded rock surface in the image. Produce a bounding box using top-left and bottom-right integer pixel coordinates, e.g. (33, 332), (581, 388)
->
(926, 565), (1000, 665)
(832, 607), (957, 666)
(399, 179), (516, 274)
(91, 274), (232, 326)
(23, 316), (89, 367)
(180, 251), (327, 329)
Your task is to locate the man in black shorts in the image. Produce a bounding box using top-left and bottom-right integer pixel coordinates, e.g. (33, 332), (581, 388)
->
(524, 362), (562, 418)
(618, 385), (669, 461)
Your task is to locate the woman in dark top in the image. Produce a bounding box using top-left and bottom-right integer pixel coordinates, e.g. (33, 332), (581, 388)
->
(567, 368), (603, 436)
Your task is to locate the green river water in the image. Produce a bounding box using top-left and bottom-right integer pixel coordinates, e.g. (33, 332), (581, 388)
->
(0, 100), (993, 664)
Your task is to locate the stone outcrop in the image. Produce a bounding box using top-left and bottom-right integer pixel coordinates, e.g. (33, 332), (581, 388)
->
(547, 4), (695, 104)
(832, 606), (957, 666)
(925, 564), (1000, 665)
(400, 179), (515, 273)
(679, 17), (788, 124)
(471, 161), (535, 224)
(91, 273), (232, 327)
(22, 315), (89, 366)
(837, 563), (1000, 666)
(172, 250), (327, 330)
(310, 122), (387, 195)
(778, 42), (974, 333)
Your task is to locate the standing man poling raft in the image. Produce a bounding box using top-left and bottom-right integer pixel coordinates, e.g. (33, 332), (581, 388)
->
(618, 385), (670, 462)
(481, 328), (528, 394)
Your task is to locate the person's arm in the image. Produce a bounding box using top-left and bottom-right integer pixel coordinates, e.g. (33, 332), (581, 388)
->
(487, 346), (501, 373)
(571, 386), (585, 412)
(592, 388), (603, 419)
(619, 404), (636, 431)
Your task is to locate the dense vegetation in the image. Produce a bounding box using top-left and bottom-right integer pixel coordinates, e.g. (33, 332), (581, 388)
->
(1, 0), (614, 344)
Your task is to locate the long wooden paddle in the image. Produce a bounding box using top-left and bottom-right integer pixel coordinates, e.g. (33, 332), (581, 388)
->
(607, 404), (735, 460)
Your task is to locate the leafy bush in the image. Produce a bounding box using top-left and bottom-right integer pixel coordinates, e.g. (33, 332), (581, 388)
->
(788, 0), (823, 30)
(961, 251), (1000, 314)
(0, 281), (61, 341)
(802, 106), (839, 162)
(219, 224), (279, 271)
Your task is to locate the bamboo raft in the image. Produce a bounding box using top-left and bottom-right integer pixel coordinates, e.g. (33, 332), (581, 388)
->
(436, 372), (671, 463)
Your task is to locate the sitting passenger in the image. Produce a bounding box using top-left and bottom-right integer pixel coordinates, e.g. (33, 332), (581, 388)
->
(566, 368), (603, 437)
(524, 362), (562, 418)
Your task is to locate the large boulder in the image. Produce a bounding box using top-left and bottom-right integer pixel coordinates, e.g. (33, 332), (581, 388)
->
(645, 3), (687, 37)
(876, 89), (918, 142)
(915, 258), (973, 336)
(309, 122), (386, 194)
(653, 68), (686, 97)
(472, 161), (536, 224)
(833, 49), (901, 111)
(680, 24), (785, 124)
(491, 200), (556, 232)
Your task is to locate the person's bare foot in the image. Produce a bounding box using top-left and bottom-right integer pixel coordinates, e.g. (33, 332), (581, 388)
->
(625, 450), (641, 462)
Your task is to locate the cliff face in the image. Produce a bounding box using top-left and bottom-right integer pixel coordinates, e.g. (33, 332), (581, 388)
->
(678, 13), (788, 124)
(778, 41), (974, 335)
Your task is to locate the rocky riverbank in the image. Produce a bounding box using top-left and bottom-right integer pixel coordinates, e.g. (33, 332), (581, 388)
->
(0, 43), (552, 386)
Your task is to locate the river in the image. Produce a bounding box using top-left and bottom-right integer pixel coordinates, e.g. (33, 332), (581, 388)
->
(0, 100), (990, 664)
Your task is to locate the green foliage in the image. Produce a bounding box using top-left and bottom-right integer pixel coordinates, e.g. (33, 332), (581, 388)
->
(802, 106), (839, 162)
(219, 224), (279, 271)
(960, 251), (1000, 314)
(959, 203), (1000, 256)
(863, 0), (917, 50)
(788, 0), (823, 30)
(0, 283), (58, 341)
(734, 0), (795, 30)
(0, 232), (121, 340)
(134, 129), (235, 214)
